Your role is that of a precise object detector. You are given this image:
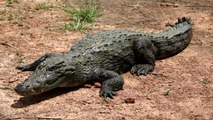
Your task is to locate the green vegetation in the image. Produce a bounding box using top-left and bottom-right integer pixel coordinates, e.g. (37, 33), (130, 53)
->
(0, 10), (13, 21)
(35, 3), (55, 10)
(103, 97), (110, 103)
(152, 73), (163, 77)
(60, 18), (87, 30)
(6, 0), (12, 7)
(144, 89), (153, 97)
(6, 0), (18, 7)
(7, 13), (14, 21)
(0, 10), (6, 21)
(16, 49), (26, 63)
(201, 78), (210, 84)
(0, 9), (26, 27)
(62, 0), (103, 30)
(163, 88), (171, 96)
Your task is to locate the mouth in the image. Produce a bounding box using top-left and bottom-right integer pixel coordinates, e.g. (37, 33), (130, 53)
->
(15, 83), (42, 96)
(14, 80), (58, 96)
(15, 75), (65, 96)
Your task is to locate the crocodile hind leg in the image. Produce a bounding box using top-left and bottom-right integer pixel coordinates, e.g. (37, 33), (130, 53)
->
(131, 37), (156, 76)
(92, 68), (124, 98)
(16, 53), (60, 71)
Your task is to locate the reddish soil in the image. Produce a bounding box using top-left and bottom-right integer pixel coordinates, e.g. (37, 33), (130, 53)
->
(0, 0), (213, 119)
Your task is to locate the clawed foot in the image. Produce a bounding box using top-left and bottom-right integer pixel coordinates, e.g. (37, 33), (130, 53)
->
(100, 88), (117, 99)
(131, 64), (154, 76)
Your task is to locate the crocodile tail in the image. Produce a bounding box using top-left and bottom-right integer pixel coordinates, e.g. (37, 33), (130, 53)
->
(151, 17), (193, 60)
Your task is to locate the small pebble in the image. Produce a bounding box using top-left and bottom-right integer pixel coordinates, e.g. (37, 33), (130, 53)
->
(124, 97), (135, 104)
(94, 82), (101, 88)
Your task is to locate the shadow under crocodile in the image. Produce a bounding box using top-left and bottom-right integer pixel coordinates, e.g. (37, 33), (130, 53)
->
(11, 87), (80, 108)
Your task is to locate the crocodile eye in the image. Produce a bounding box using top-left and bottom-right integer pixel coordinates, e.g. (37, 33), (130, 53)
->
(48, 61), (66, 71)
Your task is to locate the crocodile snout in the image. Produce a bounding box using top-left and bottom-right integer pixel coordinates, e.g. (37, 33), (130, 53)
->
(15, 82), (32, 96)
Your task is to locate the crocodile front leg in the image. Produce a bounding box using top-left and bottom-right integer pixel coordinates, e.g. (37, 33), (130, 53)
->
(16, 53), (60, 71)
(131, 37), (156, 76)
(92, 68), (124, 98)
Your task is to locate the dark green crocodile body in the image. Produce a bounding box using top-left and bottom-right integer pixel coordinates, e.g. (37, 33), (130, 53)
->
(15, 17), (193, 98)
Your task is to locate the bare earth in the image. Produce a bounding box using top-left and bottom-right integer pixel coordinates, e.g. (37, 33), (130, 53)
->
(0, 0), (213, 119)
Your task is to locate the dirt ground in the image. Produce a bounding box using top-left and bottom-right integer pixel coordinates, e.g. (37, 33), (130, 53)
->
(0, 0), (213, 119)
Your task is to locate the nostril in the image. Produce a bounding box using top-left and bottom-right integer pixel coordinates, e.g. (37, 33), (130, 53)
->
(15, 83), (30, 93)
(15, 82), (32, 96)
(25, 84), (31, 88)
(19, 83), (31, 89)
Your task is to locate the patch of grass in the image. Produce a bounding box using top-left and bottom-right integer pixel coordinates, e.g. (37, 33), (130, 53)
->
(6, 0), (12, 7)
(163, 88), (171, 96)
(15, 49), (25, 63)
(59, 23), (72, 31)
(15, 49), (20, 56)
(60, 18), (87, 31)
(72, 19), (87, 30)
(152, 73), (163, 77)
(0, 10), (6, 21)
(64, 5), (102, 23)
(0, 8), (27, 22)
(62, 0), (103, 30)
(144, 89), (153, 97)
(35, 3), (55, 10)
(7, 13), (14, 21)
(6, 0), (18, 7)
(152, 73), (167, 78)
(201, 78), (210, 84)
(18, 16), (27, 20)
(103, 97), (110, 103)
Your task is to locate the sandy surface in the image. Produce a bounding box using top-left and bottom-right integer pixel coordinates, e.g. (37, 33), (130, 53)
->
(0, 0), (213, 119)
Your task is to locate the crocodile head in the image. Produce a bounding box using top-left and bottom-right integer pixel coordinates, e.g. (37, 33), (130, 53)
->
(15, 58), (76, 96)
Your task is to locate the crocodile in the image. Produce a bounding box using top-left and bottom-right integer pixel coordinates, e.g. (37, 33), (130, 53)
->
(15, 17), (193, 98)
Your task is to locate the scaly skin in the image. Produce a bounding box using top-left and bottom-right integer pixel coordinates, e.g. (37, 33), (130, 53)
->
(15, 17), (193, 98)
